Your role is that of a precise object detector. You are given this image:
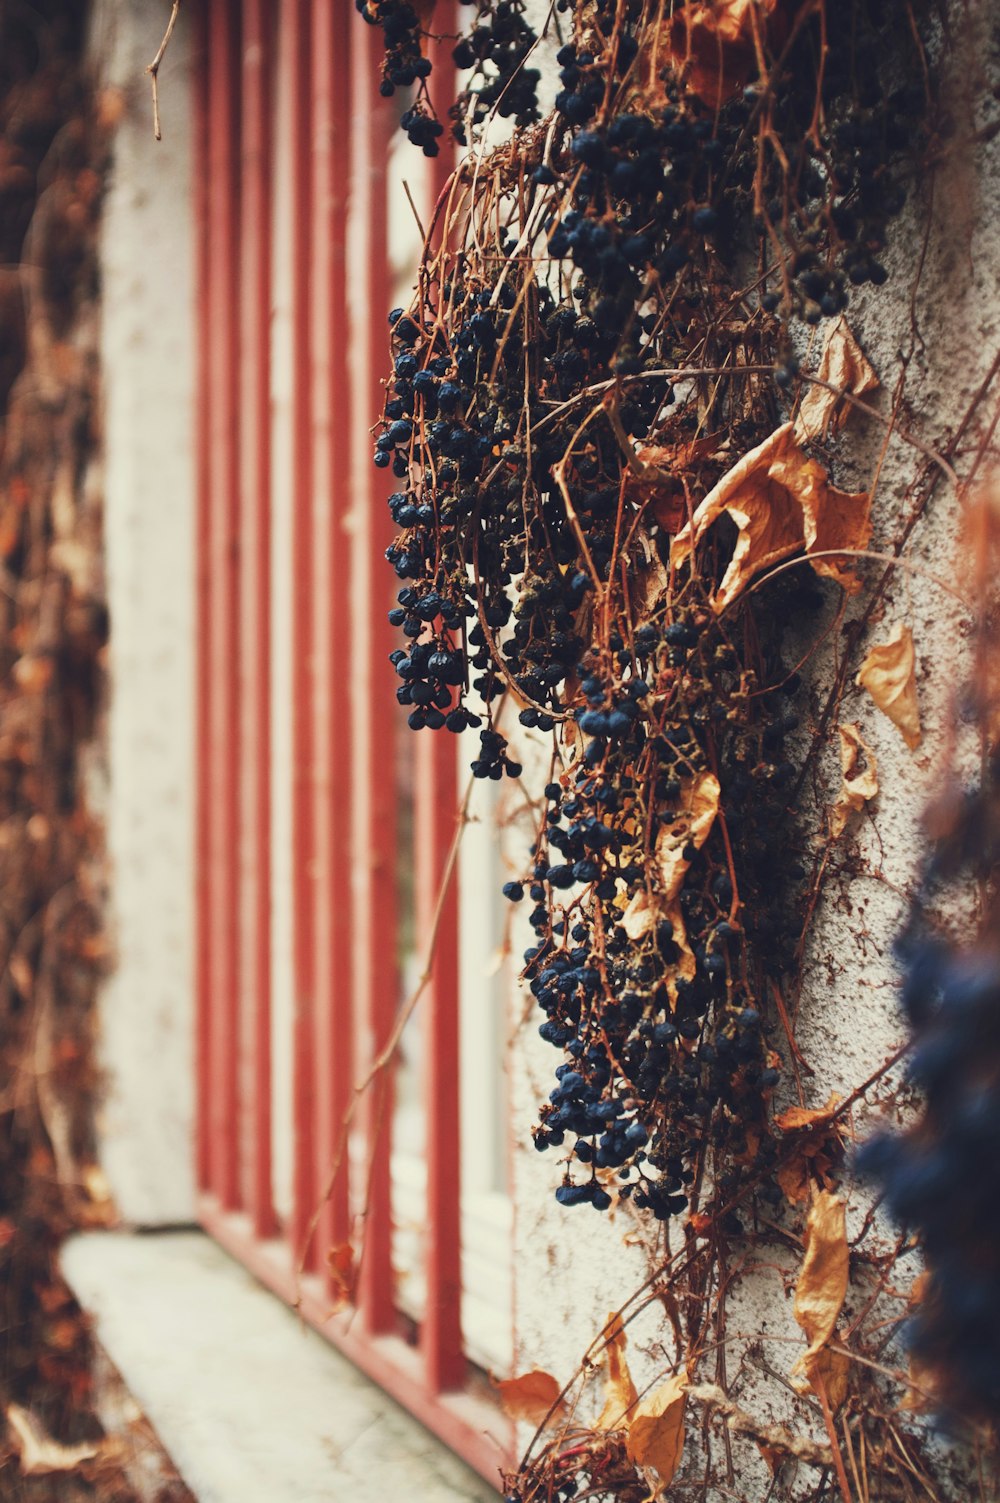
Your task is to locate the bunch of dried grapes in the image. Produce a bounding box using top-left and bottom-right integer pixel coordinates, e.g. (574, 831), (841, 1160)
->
(858, 544), (1000, 1423)
(361, 0), (927, 1236)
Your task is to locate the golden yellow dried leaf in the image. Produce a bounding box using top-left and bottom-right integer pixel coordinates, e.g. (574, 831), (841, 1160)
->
(625, 1374), (688, 1485)
(791, 1190), (850, 1409)
(829, 722), (878, 838)
(794, 316), (879, 443)
(496, 1368), (565, 1426)
(655, 771), (720, 900)
(597, 1313), (639, 1430)
(856, 623), (922, 749)
(671, 424), (871, 611)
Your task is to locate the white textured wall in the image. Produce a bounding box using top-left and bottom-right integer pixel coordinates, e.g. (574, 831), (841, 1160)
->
(89, 1), (196, 1224)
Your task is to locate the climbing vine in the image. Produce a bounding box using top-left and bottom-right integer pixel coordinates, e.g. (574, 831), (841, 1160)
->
(358, 1), (999, 1497)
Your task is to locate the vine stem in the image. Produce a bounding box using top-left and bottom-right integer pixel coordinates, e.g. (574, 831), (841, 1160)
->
(294, 773), (475, 1298)
(145, 0), (182, 142)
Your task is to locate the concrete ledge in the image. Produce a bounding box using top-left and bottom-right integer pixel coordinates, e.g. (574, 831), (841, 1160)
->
(62, 1231), (499, 1503)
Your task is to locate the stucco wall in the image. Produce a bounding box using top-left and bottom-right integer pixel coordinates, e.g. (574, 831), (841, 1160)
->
(89, 0), (197, 1225)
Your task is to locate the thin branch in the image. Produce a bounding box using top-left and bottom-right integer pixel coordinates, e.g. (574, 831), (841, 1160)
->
(145, 1), (182, 142)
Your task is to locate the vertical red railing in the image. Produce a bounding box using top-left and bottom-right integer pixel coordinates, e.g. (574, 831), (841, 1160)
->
(195, 4), (512, 1477)
(193, 1), (212, 1199)
(352, 17), (397, 1336)
(286, 0), (319, 1267)
(326, 4), (357, 1260)
(206, 0), (242, 1212)
(308, 0), (355, 1273)
(420, 5), (465, 1393)
(238, 0), (276, 1239)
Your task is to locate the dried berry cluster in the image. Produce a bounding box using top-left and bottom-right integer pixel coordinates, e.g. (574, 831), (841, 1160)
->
(366, 0), (926, 1239)
(859, 766), (1000, 1421)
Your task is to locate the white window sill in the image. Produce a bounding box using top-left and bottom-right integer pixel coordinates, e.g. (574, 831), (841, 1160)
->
(62, 1230), (499, 1503)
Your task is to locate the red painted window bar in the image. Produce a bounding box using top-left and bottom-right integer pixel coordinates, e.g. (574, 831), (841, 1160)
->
(193, 2), (512, 1483)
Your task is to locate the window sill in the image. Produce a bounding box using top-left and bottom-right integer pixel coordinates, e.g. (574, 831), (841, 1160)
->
(62, 1230), (500, 1503)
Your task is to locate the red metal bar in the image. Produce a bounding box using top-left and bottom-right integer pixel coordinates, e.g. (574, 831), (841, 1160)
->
(323, 4), (357, 1262)
(352, 19), (397, 1336)
(308, 0), (356, 1275)
(239, 0), (277, 1240)
(193, 1), (212, 1197)
(420, 6), (465, 1393)
(286, 0), (318, 1264)
(206, 0), (242, 1212)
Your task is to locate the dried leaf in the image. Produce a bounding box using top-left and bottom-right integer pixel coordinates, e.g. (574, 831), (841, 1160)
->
(620, 888), (658, 940)
(856, 623), (922, 749)
(794, 317), (879, 443)
(829, 722), (878, 838)
(597, 1313), (639, 1430)
(655, 770), (720, 900)
(642, 0), (790, 110)
(625, 1374), (688, 1485)
(671, 424), (871, 611)
(774, 1093), (842, 1134)
(6, 1404), (100, 1476)
(496, 1369), (565, 1426)
(791, 1190), (850, 1409)
(325, 1241), (357, 1307)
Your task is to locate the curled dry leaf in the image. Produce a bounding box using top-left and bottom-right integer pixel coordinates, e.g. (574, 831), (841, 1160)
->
(829, 722), (878, 838)
(791, 1190), (850, 1410)
(597, 1313), (639, 1430)
(671, 423), (871, 611)
(774, 1093), (844, 1206)
(856, 623), (922, 749)
(794, 316), (879, 443)
(644, 0), (791, 110)
(496, 1368), (566, 1427)
(625, 435), (725, 539)
(6, 1404), (101, 1476)
(326, 1241), (357, 1308)
(655, 770), (720, 900)
(625, 1374), (687, 1487)
(620, 892), (695, 1006)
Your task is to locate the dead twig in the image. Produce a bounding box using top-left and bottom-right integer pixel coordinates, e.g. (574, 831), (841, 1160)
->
(145, 1), (182, 142)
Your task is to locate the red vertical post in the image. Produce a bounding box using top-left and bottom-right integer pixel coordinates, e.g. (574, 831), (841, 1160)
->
(311, 3), (357, 1269)
(419, 5), (465, 1393)
(206, 0), (242, 1212)
(193, 2), (212, 1197)
(239, 0), (277, 1239)
(352, 19), (397, 1336)
(286, 0), (318, 1263)
(309, 0), (356, 1274)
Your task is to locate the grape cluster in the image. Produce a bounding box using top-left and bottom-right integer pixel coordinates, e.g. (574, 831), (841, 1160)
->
(363, 1), (922, 1223)
(857, 777), (1000, 1421)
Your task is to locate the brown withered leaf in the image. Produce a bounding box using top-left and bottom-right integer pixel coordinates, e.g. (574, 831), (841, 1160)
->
(625, 435), (724, 538)
(597, 1313), (639, 1430)
(625, 1374), (688, 1487)
(791, 1191), (850, 1410)
(655, 770), (720, 900)
(326, 1241), (357, 1307)
(794, 317), (879, 443)
(649, 1), (789, 110)
(671, 424), (871, 611)
(619, 894), (695, 1006)
(496, 1369), (565, 1426)
(6, 1404), (101, 1477)
(829, 722), (878, 838)
(774, 1093), (842, 1134)
(856, 623), (922, 749)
